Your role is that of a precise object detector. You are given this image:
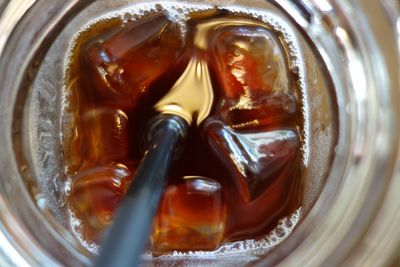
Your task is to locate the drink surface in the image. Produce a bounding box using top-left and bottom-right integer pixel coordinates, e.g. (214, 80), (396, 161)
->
(63, 7), (304, 254)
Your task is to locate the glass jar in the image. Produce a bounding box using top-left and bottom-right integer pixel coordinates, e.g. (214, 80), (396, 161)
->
(0, 0), (399, 266)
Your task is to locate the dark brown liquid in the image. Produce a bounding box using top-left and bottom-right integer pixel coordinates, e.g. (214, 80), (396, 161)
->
(64, 10), (303, 254)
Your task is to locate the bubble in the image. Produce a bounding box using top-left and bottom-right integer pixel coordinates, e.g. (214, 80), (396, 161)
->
(121, 12), (132, 25)
(275, 226), (287, 238)
(64, 178), (72, 196)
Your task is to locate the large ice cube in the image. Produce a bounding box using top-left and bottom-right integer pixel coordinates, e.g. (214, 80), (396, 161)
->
(70, 164), (132, 243)
(68, 108), (129, 173)
(204, 120), (299, 201)
(152, 177), (226, 253)
(210, 25), (291, 98)
(85, 15), (186, 109)
(209, 25), (298, 130)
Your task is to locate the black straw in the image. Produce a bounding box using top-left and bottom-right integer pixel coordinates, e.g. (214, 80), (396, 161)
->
(94, 114), (188, 267)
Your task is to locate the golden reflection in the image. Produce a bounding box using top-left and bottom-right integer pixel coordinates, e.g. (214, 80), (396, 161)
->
(155, 56), (214, 125)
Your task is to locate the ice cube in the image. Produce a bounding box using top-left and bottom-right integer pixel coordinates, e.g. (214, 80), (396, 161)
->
(152, 177), (226, 253)
(208, 25), (299, 130)
(210, 25), (291, 99)
(204, 121), (299, 201)
(68, 108), (129, 172)
(69, 163), (132, 243)
(85, 15), (187, 109)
